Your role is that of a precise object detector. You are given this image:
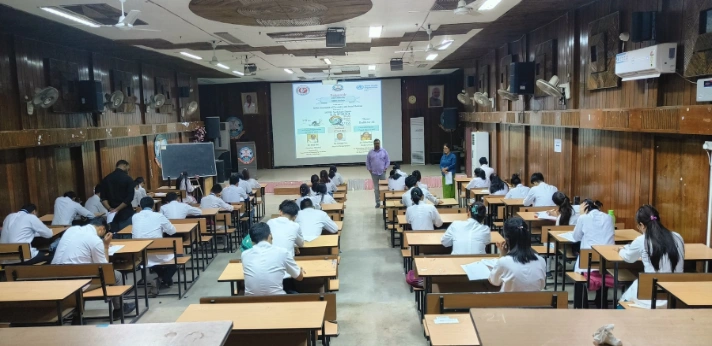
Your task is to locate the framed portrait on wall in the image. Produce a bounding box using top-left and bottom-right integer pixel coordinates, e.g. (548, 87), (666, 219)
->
(241, 92), (258, 114)
(428, 85), (444, 108)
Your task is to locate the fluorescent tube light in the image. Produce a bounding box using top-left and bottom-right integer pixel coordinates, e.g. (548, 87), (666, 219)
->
(40, 7), (100, 28)
(180, 52), (203, 60)
(479, 0), (502, 11)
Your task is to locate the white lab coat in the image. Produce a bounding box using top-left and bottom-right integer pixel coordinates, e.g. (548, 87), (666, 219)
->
(555, 210), (579, 226)
(296, 196), (322, 210)
(0, 211), (53, 259)
(221, 185), (248, 203)
(131, 186), (147, 208)
(572, 209), (615, 273)
(52, 197), (95, 226)
(489, 255), (547, 292)
(481, 164), (495, 182)
(238, 180), (254, 197)
(200, 194), (234, 211)
(242, 242), (302, 296)
(466, 178), (489, 189)
(331, 172), (344, 186)
(85, 194), (108, 214)
(522, 182), (558, 207)
(418, 183), (440, 204)
(405, 203), (443, 230)
(244, 178), (260, 190)
(266, 216), (304, 258)
(489, 184), (509, 196)
(313, 193), (337, 206)
(441, 219), (491, 255)
(619, 233), (685, 305)
(160, 201), (202, 219)
(295, 208), (338, 241)
(388, 175), (406, 191)
(402, 186), (439, 207)
(505, 184), (530, 199)
(131, 210), (177, 267)
(52, 225), (106, 265)
(324, 181), (337, 194)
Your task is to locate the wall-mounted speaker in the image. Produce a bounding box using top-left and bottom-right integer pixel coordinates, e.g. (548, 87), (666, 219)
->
(326, 27), (346, 48)
(631, 11), (657, 42)
(441, 108), (458, 131)
(77, 80), (104, 112)
(205, 117), (220, 139)
(215, 160), (225, 183)
(467, 76), (476, 88)
(509, 62), (535, 95)
(390, 58), (403, 71)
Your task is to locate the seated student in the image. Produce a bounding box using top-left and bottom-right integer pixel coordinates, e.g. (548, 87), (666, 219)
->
(52, 191), (96, 226)
(222, 174), (249, 203)
(176, 171), (197, 204)
(328, 165), (344, 186)
(618, 205), (685, 307)
(387, 168), (406, 191)
(393, 163), (407, 177)
(236, 173), (255, 199)
(549, 192), (578, 226)
(504, 174), (530, 199)
(320, 170), (336, 194)
(52, 218), (135, 319)
(131, 177), (147, 208)
(522, 172), (558, 207)
(200, 185), (234, 211)
(296, 198), (338, 240)
(572, 199), (614, 308)
(441, 201), (491, 255)
(405, 187), (443, 230)
(411, 170), (441, 205)
(85, 184), (109, 215)
(132, 197), (178, 288)
(488, 174), (509, 196)
(160, 192), (202, 219)
(309, 174), (320, 196)
(0, 204), (54, 264)
(466, 168), (489, 189)
(296, 184), (318, 210)
(266, 200), (303, 257)
(241, 168), (261, 190)
(242, 222), (304, 296)
(488, 216), (547, 292)
(313, 183), (337, 206)
(479, 157), (495, 182)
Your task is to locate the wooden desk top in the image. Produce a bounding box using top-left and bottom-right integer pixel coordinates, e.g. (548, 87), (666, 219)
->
(398, 213), (468, 225)
(384, 192), (403, 199)
(49, 226), (68, 236)
(39, 214), (53, 222)
(260, 183), (268, 188)
(455, 176), (471, 183)
(503, 198), (525, 206)
(0, 321), (233, 345)
(199, 208), (220, 216)
(118, 222), (198, 235)
(386, 198), (459, 208)
(336, 185), (346, 192)
(405, 231), (504, 247)
(379, 179), (388, 185)
(469, 188), (489, 195)
(414, 256), (494, 277)
(484, 197), (504, 206)
(517, 212), (555, 222)
(658, 281), (712, 306)
(334, 221), (343, 231)
(177, 302), (326, 331)
(424, 314), (480, 346)
(594, 243), (712, 262)
(0, 280), (89, 302)
(471, 308), (712, 345)
(333, 192), (346, 199)
(614, 229), (641, 242)
(218, 259), (338, 282)
(110, 240), (153, 254)
(302, 234), (339, 248)
(320, 203), (344, 212)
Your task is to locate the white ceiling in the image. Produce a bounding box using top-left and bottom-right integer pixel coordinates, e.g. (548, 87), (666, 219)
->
(2, 0), (522, 83)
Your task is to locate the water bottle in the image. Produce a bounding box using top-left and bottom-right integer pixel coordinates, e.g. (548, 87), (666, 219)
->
(608, 210), (616, 224)
(573, 196), (580, 205)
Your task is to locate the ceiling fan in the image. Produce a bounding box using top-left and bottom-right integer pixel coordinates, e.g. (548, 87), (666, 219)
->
(454, 0), (482, 16)
(96, 0), (159, 32)
(209, 41), (223, 66)
(395, 24), (454, 53)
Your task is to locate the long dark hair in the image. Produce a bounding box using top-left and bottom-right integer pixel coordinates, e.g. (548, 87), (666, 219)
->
(315, 183), (328, 204)
(389, 168), (402, 180)
(329, 165), (337, 179)
(299, 183), (310, 197)
(319, 170), (331, 184)
(474, 168), (486, 180)
(241, 168), (251, 181)
(582, 199), (602, 213)
(637, 205), (683, 272)
(502, 217), (538, 264)
(411, 187), (424, 205)
(511, 173), (522, 186)
(469, 201), (486, 223)
(553, 192), (573, 225)
(411, 170), (422, 182)
(176, 171), (189, 190)
(310, 174), (319, 190)
(489, 174), (505, 193)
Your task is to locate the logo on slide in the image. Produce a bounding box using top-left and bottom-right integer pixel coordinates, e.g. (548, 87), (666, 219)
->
(238, 146), (255, 164)
(332, 84), (344, 91)
(296, 86), (310, 95)
(356, 85), (364, 90)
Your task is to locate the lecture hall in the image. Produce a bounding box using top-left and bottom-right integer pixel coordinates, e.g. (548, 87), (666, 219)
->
(0, 0), (711, 345)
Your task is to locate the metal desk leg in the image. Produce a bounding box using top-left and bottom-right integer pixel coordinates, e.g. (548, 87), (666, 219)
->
(554, 240), (560, 291)
(56, 300), (63, 325)
(600, 257), (607, 309)
(132, 253), (140, 316)
(142, 249), (149, 309)
(613, 263), (619, 308)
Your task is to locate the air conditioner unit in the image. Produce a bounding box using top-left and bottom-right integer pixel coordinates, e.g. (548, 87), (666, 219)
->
(615, 43), (676, 81)
(470, 132), (489, 176)
(215, 122), (230, 151)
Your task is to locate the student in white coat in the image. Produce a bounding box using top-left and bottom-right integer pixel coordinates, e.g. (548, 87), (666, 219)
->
(479, 157), (495, 182)
(488, 174), (509, 196)
(320, 170), (337, 194)
(549, 192), (579, 226)
(176, 171), (197, 204)
(200, 185), (234, 211)
(441, 201), (491, 255)
(504, 174), (530, 199)
(309, 175), (320, 196)
(411, 170), (440, 205)
(52, 191), (96, 226)
(131, 177), (147, 208)
(296, 184), (319, 210)
(242, 222), (304, 295)
(222, 174), (249, 203)
(132, 197), (178, 288)
(618, 205), (684, 308)
(387, 168), (406, 191)
(328, 166), (344, 187)
(572, 199), (615, 308)
(0, 204), (54, 264)
(160, 192), (202, 219)
(522, 172), (558, 207)
(393, 163), (407, 177)
(405, 187), (443, 231)
(312, 183), (337, 206)
(488, 217), (547, 292)
(466, 168), (489, 189)
(266, 200), (304, 257)
(296, 199), (338, 241)
(241, 169), (261, 190)
(85, 185), (109, 215)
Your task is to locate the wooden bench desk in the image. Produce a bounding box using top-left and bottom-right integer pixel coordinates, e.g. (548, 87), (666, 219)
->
(333, 221), (343, 232)
(471, 308), (712, 345)
(320, 203), (344, 221)
(455, 176), (471, 206)
(333, 192), (346, 203)
(0, 280), (89, 325)
(218, 260), (338, 295)
(301, 234), (339, 255)
(0, 321), (233, 345)
(110, 240), (152, 321)
(177, 302), (326, 346)
(424, 313), (479, 346)
(405, 231), (505, 256)
(188, 208), (220, 254)
(39, 214), (53, 225)
(397, 213), (468, 228)
(502, 198), (525, 218)
(657, 281), (712, 308)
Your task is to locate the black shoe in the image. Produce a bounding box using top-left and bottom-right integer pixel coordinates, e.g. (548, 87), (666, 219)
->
(112, 302), (136, 321)
(160, 280), (173, 289)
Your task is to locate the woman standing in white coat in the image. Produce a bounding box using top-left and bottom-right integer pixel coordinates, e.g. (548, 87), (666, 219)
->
(572, 199), (614, 308)
(618, 205), (684, 308)
(441, 201), (491, 254)
(405, 187), (443, 230)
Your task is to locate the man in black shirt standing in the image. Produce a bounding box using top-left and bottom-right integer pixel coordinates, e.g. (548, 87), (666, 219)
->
(101, 160), (135, 233)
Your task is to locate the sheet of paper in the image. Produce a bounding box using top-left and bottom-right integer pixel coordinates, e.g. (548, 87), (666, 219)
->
(434, 316), (460, 324)
(445, 172), (453, 185)
(108, 245), (124, 256)
(479, 258), (499, 268)
(536, 211), (557, 221)
(154, 193), (167, 197)
(557, 231), (576, 242)
(106, 212), (117, 223)
(303, 234), (319, 242)
(461, 261), (492, 281)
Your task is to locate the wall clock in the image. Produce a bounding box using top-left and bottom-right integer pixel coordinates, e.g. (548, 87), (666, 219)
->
(408, 95), (417, 104)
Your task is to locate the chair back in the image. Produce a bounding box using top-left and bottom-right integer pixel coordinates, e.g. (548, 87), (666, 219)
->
(199, 293), (337, 321)
(0, 244), (32, 264)
(438, 208), (466, 214)
(638, 272), (712, 300)
(425, 291), (568, 314)
(146, 238), (183, 257)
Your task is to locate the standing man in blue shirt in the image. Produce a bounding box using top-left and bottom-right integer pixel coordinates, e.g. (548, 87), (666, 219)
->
(366, 139), (390, 208)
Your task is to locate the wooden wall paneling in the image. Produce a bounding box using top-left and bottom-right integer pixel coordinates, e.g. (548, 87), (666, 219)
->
(24, 147), (60, 216)
(92, 53), (142, 127)
(526, 126), (573, 194)
(463, 67), (477, 113)
(81, 141), (101, 200)
(527, 11), (573, 111)
(99, 137), (148, 189)
(142, 63), (178, 125)
(13, 37), (92, 130)
(0, 150), (29, 217)
(0, 33), (21, 131)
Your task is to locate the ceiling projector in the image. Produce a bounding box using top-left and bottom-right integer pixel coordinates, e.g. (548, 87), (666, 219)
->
(322, 79), (338, 86)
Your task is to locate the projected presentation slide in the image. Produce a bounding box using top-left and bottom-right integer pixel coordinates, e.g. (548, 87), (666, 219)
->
(293, 81), (382, 159)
